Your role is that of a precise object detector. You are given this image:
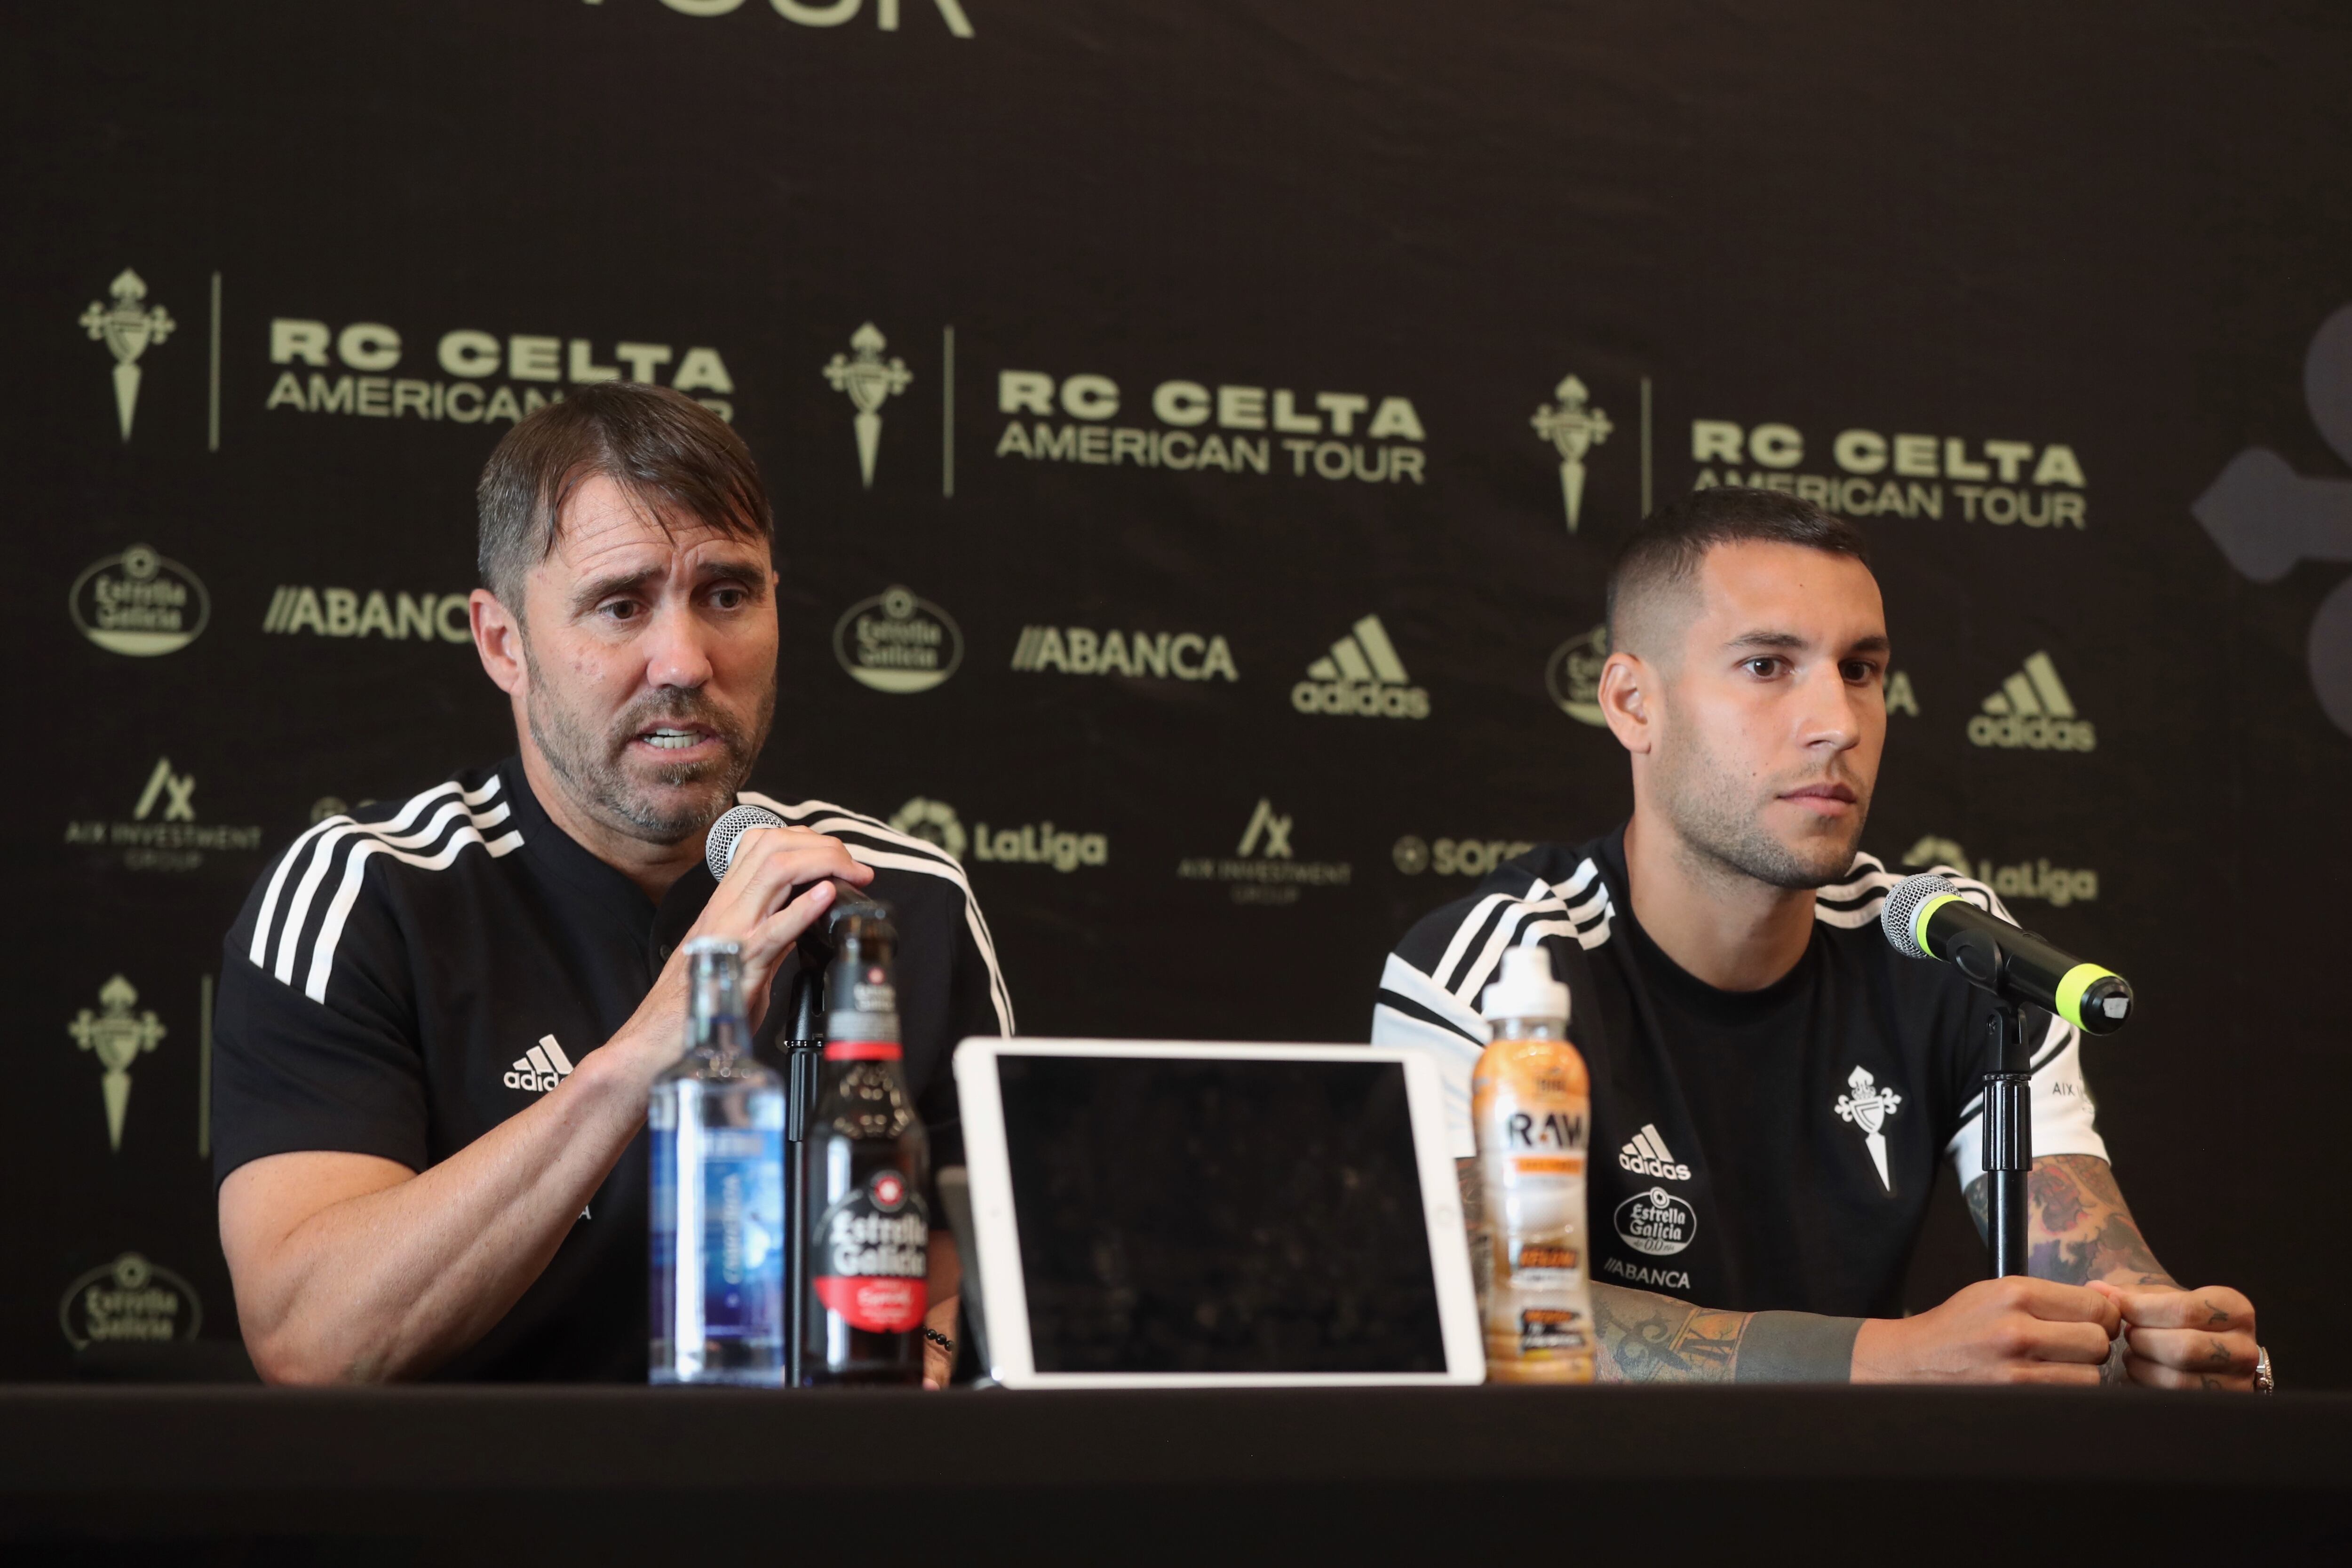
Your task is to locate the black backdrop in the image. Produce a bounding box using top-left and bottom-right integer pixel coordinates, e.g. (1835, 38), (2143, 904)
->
(10, 1), (2350, 1384)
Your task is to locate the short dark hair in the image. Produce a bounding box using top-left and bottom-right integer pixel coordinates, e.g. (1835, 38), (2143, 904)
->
(476, 382), (773, 609)
(1606, 486), (1869, 647)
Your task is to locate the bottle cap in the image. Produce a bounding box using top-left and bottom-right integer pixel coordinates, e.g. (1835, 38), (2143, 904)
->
(1481, 944), (1570, 1026)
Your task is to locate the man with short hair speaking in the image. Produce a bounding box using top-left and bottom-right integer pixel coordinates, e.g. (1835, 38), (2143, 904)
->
(1375, 488), (2266, 1388)
(213, 383), (1010, 1384)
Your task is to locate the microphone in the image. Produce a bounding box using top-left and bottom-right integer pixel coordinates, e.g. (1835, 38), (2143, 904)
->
(706, 802), (784, 880)
(1879, 872), (2134, 1034)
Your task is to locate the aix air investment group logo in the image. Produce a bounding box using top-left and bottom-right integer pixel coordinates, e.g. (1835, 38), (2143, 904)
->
(1177, 800), (1351, 906)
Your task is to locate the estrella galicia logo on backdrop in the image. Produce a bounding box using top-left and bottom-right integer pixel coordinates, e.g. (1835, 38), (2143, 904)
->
(67, 975), (165, 1153)
(1292, 615), (1429, 718)
(70, 545), (209, 657)
(1544, 624), (1610, 726)
(63, 757), (263, 875)
(79, 269), (174, 442)
(1690, 418), (2087, 526)
(58, 1252), (202, 1349)
(1391, 835), (1533, 878)
(892, 797), (1106, 872)
(824, 322), (912, 489)
(2192, 302), (2352, 734)
(1176, 799), (1351, 906)
(263, 317), (738, 425)
(1613, 1187), (1697, 1257)
(993, 369), (1427, 484)
(1010, 624), (1238, 682)
(261, 585), (473, 644)
(1967, 651), (2096, 752)
(1532, 374), (1612, 534)
(1899, 835), (2098, 907)
(632, 0), (976, 40)
(834, 586), (962, 693)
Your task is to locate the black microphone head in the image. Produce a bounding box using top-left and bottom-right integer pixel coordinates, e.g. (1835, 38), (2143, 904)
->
(706, 802), (785, 881)
(1880, 871), (1957, 960)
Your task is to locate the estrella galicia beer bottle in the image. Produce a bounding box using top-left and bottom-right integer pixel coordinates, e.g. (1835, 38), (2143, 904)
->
(797, 911), (930, 1386)
(1472, 944), (1596, 1384)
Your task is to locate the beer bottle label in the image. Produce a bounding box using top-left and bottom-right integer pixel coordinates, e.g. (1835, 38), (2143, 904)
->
(811, 1167), (930, 1332)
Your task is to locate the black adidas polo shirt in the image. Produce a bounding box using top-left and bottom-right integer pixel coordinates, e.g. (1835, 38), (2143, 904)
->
(211, 758), (1013, 1382)
(1372, 825), (2103, 1318)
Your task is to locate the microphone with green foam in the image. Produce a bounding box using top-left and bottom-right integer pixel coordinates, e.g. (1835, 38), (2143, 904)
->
(1880, 872), (2135, 1034)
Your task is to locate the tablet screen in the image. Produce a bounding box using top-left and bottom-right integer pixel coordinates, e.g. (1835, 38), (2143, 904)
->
(994, 1053), (1448, 1374)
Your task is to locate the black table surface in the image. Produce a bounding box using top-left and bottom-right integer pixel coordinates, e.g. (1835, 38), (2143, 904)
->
(4, 1384), (2348, 1564)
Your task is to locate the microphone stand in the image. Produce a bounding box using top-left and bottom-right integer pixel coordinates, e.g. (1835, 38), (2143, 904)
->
(1949, 929), (2031, 1277)
(780, 948), (827, 1385)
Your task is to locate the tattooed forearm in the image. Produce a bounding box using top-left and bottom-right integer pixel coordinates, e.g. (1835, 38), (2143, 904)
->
(1590, 1284), (1751, 1383)
(1965, 1155), (2175, 1288)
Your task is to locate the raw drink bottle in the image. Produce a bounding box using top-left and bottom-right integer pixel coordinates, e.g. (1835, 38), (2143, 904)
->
(797, 911), (930, 1386)
(1471, 944), (1596, 1384)
(649, 938), (787, 1385)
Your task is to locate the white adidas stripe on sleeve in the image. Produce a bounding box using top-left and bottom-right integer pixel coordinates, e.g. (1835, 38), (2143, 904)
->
(740, 793), (1016, 1037)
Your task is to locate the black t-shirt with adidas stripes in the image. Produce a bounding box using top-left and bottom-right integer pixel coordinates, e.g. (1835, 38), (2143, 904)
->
(211, 758), (1013, 1382)
(1371, 825), (2103, 1318)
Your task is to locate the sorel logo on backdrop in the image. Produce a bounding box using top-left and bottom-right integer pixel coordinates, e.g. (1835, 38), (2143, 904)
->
(993, 371), (1427, 484)
(80, 269), (174, 442)
(1618, 1125), (1693, 1183)
(1968, 652), (2097, 751)
(825, 322), (912, 488)
(262, 586), (473, 643)
(1899, 836), (2099, 907)
(1176, 799), (1351, 906)
(1690, 420), (2087, 526)
(263, 318), (737, 425)
(71, 545), (209, 657)
(1532, 374), (1612, 534)
(1293, 616), (1429, 719)
(506, 1035), (576, 1094)
(59, 1253), (202, 1350)
(1391, 835), (1534, 877)
(892, 797), (1106, 872)
(68, 975), (165, 1153)
(834, 586), (962, 693)
(633, 0), (976, 40)
(1009, 626), (1238, 681)
(62, 758), (263, 874)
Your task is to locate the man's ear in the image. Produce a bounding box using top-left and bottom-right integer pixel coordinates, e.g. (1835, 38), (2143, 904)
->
(470, 589), (526, 697)
(1598, 649), (1656, 755)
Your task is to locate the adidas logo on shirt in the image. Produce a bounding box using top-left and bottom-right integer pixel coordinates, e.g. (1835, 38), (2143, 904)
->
(1617, 1123), (1692, 1182)
(504, 1035), (576, 1094)
(1967, 651), (2097, 752)
(1290, 614), (1430, 719)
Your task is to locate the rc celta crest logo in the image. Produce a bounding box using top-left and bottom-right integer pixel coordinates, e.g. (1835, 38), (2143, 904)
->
(824, 322), (913, 489)
(69, 975), (166, 1153)
(1834, 1065), (1902, 1193)
(1533, 374), (1611, 533)
(80, 269), (175, 442)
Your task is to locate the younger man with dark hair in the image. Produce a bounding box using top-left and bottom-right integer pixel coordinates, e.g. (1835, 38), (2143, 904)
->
(1375, 488), (2265, 1387)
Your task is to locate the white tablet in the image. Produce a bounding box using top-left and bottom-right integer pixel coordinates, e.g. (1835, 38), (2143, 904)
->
(953, 1039), (1486, 1389)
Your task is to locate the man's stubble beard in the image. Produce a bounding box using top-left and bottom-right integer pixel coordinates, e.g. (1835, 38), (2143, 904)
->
(1651, 718), (1871, 893)
(522, 636), (777, 846)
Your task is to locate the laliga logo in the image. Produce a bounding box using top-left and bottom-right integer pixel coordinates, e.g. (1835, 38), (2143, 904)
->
(2193, 302), (2352, 734)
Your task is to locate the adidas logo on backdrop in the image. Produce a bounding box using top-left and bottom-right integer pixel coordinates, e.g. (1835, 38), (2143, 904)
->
(1967, 651), (2096, 751)
(1290, 615), (1430, 719)
(505, 1035), (575, 1094)
(1617, 1123), (1692, 1182)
